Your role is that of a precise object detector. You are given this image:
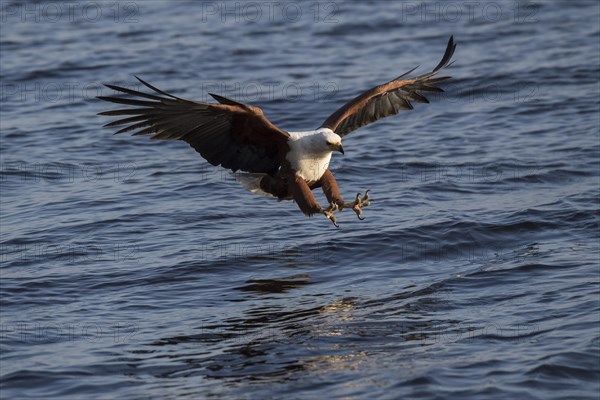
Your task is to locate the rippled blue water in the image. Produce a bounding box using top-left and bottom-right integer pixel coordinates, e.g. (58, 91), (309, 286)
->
(1, 1), (599, 399)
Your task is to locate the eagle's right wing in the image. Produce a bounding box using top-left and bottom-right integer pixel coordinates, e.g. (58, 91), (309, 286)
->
(98, 77), (289, 175)
(320, 36), (456, 137)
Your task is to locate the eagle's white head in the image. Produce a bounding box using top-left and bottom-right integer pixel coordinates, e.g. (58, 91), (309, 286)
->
(288, 128), (344, 156)
(322, 129), (344, 155)
(286, 128), (344, 182)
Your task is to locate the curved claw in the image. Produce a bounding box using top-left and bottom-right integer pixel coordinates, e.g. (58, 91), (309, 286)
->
(321, 203), (340, 228)
(360, 190), (371, 208)
(352, 204), (364, 220)
(350, 189), (372, 221)
(325, 211), (339, 227)
(337, 190), (372, 221)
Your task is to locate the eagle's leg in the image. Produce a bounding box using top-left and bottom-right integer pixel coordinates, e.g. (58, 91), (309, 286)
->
(320, 169), (345, 209)
(321, 169), (370, 221)
(289, 174), (339, 227)
(341, 190), (371, 220)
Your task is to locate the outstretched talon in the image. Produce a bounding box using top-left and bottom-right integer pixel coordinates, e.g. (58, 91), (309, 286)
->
(341, 190), (371, 220)
(321, 202), (339, 227)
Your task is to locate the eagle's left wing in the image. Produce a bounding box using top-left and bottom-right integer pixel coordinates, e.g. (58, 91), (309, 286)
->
(319, 36), (456, 137)
(98, 77), (289, 175)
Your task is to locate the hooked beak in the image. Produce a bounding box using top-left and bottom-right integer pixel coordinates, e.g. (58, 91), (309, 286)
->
(330, 143), (344, 154)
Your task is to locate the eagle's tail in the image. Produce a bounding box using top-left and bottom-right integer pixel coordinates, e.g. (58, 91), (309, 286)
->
(232, 173), (275, 198)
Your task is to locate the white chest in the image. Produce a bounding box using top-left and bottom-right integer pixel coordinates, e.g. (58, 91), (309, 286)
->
(290, 152), (332, 182)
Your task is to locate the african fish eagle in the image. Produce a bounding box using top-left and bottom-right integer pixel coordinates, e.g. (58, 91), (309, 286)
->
(98, 37), (456, 227)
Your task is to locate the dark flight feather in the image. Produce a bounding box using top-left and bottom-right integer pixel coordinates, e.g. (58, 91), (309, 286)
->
(320, 36), (456, 137)
(98, 78), (290, 174)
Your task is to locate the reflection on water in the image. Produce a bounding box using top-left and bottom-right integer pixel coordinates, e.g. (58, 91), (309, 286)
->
(143, 276), (463, 386)
(234, 274), (313, 293)
(300, 351), (369, 372)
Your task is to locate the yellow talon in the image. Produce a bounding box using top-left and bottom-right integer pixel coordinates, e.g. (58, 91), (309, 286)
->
(341, 190), (371, 220)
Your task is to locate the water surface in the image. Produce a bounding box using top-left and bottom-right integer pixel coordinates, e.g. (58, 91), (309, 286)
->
(1, 1), (599, 399)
